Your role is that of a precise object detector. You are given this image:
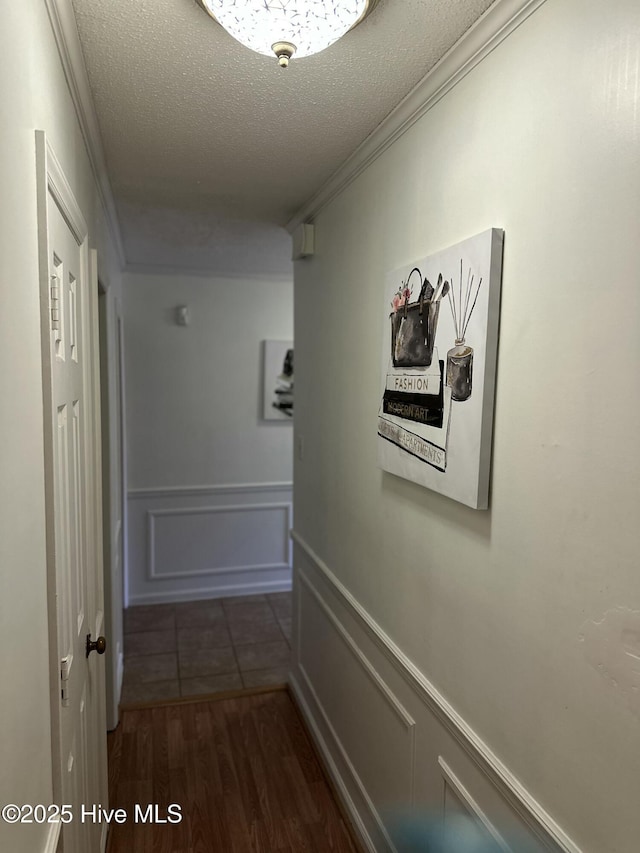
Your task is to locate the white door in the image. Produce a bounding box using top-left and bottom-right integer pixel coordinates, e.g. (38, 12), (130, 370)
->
(37, 133), (108, 853)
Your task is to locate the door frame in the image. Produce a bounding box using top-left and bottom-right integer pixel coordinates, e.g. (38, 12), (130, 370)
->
(98, 276), (127, 730)
(36, 130), (107, 843)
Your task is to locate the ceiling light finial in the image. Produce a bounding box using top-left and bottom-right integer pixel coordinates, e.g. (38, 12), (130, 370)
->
(272, 41), (296, 68)
(197, 1), (379, 66)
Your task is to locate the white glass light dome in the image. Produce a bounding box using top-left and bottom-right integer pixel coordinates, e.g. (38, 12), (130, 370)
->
(198, 1), (373, 66)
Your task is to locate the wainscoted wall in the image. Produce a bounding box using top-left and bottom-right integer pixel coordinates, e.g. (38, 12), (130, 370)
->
(290, 0), (639, 849)
(128, 483), (292, 605)
(123, 270), (293, 605)
(290, 534), (582, 853)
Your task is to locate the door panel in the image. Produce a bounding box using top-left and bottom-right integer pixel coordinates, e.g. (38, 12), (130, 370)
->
(40, 133), (107, 853)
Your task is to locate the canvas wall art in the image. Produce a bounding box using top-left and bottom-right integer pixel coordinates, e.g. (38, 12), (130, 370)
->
(377, 228), (504, 509)
(263, 340), (294, 420)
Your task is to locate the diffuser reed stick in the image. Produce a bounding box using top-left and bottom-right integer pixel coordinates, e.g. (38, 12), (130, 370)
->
(446, 260), (482, 402)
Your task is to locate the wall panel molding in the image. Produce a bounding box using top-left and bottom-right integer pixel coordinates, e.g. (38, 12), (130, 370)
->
(299, 569), (415, 733)
(291, 670), (395, 853)
(439, 757), (510, 851)
(146, 502), (292, 580)
(291, 530), (583, 853)
(127, 484), (292, 605)
(289, 675), (381, 853)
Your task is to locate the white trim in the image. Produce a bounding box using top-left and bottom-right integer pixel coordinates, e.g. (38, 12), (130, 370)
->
(291, 530), (584, 853)
(44, 0), (126, 266)
(299, 569), (415, 732)
(128, 578), (292, 606)
(289, 673), (386, 853)
(128, 481), (293, 500)
(43, 820), (61, 853)
(299, 568), (416, 808)
(146, 502), (293, 581)
(286, 0), (549, 232)
(100, 821), (108, 853)
(44, 140), (88, 244)
(36, 129), (93, 811)
(438, 757), (510, 852)
(116, 647), (124, 703)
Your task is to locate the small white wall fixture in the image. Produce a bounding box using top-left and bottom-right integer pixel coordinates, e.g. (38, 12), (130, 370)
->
(175, 305), (190, 326)
(291, 223), (315, 260)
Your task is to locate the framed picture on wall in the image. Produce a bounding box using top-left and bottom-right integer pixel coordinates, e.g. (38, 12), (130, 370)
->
(262, 340), (294, 420)
(378, 228), (504, 509)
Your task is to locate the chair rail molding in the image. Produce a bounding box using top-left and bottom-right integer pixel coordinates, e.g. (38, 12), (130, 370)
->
(128, 481), (293, 500)
(291, 529), (583, 853)
(286, 0), (549, 233)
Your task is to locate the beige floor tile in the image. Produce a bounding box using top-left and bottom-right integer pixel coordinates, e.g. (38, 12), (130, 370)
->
(241, 668), (289, 689)
(178, 647), (238, 679)
(124, 653), (178, 684)
(267, 593), (292, 621)
(120, 679), (180, 705)
(175, 599), (225, 628)
(125, 629), (176, 657)
(235, 641), (290, 673)
(277, 617), (292, 643)
(221, 594), (267, 607)
(177, 624), (232, 651)
(180, 673), (243, 698)
(228, 618), (285, 646)
(124, 604), (175, 634)
(224, 601), (274, 623)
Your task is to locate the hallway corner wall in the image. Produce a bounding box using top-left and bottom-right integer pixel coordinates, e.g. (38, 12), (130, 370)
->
(291, 0), (640, 851)
(123, 271), (293, 605)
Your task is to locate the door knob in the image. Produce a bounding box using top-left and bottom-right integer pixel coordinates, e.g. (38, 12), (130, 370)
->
(86, 634), (107, 658)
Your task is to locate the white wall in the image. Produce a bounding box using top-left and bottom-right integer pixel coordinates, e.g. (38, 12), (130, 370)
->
(291, 1), (640, 852)
(124, 271), (293, 604)
(0, 2), (123, 851)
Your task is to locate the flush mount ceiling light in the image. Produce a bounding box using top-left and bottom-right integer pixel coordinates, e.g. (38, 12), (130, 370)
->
(196, 0), (380, 67)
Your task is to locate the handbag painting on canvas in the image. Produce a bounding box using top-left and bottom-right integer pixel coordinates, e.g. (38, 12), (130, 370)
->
(378, 228), (504, 509)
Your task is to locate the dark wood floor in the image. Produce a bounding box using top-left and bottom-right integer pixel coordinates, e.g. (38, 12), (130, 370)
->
(107, 688), (360, 853)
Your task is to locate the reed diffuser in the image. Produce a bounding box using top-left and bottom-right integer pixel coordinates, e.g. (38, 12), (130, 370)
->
(447, 260), (482, 402)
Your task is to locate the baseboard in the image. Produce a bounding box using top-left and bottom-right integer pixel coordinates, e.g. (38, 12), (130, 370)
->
(289, 673), (380, 853)
(291, 530), (583, 853)
(128, 578), (292, 606)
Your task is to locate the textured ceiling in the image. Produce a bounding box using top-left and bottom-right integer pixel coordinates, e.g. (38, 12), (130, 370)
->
(71, 0), (494, 274)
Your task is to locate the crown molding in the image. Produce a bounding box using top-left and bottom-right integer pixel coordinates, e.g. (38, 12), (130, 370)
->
(44, 0), (126, 268)
(286, 0), (549, 233)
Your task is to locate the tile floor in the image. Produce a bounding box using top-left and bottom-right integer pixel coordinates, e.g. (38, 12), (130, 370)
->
(121, 592), (292, 705)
